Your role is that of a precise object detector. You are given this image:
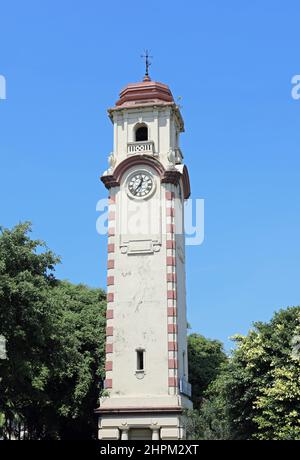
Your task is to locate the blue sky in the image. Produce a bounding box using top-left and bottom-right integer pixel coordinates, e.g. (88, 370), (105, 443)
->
(0, 1), (300, 350)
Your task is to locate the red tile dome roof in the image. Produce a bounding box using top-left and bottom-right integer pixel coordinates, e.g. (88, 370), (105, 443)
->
(115, 78), (174, 108)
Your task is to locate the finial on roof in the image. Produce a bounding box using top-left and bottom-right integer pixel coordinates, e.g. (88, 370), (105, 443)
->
(141, 49), (152, 81)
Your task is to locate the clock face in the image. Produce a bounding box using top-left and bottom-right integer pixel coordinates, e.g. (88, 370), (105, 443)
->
(127, 172), (154, 198)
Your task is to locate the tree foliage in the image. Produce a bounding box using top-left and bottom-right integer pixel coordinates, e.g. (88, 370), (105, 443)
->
(0, 223), (106, 439)
(188, 333), (227, 408)
(185, 334), (228, 439)
(228, 307), (300, 439)
(195, 307), (300, 440)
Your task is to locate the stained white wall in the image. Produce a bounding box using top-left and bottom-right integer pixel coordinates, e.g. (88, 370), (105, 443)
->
(111, 167), (170, 397)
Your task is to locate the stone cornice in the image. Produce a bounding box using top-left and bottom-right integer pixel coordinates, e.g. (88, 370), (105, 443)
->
(95, 406), (183, 415)
(108, 103), (184, 132)
(161, 169), (181, 186)
(100, 155), (191, 199)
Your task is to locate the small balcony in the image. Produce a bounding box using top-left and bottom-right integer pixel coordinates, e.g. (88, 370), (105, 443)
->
(127, 141), (155, 155)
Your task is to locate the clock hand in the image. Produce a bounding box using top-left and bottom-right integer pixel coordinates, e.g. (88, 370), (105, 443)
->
(133, 178), (143, 195)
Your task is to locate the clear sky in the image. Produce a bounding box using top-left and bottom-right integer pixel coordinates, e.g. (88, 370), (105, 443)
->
(1, 1), (300, 350)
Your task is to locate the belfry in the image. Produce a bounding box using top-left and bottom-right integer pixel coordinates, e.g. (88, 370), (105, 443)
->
(96, 64), (192, 440)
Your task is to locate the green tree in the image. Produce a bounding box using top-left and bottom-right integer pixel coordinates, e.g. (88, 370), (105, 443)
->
(185, 334), (228, 439)
(45, 280), (106, 439)
(0, 222), (60, 438)
(231, 307), (300, 440)
(0, 223), (106, 439)
(188, 333), (227, 408)
(203, 307), (300, 440)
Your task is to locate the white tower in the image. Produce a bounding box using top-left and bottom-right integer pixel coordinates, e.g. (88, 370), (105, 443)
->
(96, 70), (192, 440)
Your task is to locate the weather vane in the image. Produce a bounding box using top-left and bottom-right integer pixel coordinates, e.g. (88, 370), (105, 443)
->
(141, 49), (153, 80)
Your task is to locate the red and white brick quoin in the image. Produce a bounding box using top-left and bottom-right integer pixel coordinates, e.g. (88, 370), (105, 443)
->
(165, 188), (178, 394)
(104, 194), (116, 390)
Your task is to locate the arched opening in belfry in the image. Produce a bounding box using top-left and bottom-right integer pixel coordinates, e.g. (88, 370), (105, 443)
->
(135, 124), (148, 142)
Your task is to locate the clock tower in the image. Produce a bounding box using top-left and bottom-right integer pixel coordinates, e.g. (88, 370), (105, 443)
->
(96, 70), (192, 440)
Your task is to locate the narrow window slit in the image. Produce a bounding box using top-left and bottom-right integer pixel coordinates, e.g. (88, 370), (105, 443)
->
(136, 349), (144, 371)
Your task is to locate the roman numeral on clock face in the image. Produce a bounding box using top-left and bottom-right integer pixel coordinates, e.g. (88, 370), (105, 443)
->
(128, 172), (153, 197)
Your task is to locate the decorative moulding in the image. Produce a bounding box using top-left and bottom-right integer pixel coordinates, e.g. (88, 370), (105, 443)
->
(100, 155), (191, 199)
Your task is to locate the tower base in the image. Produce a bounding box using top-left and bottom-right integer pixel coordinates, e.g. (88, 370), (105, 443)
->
(96, 396), (192, 440)
(97, 410), (185, 440)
